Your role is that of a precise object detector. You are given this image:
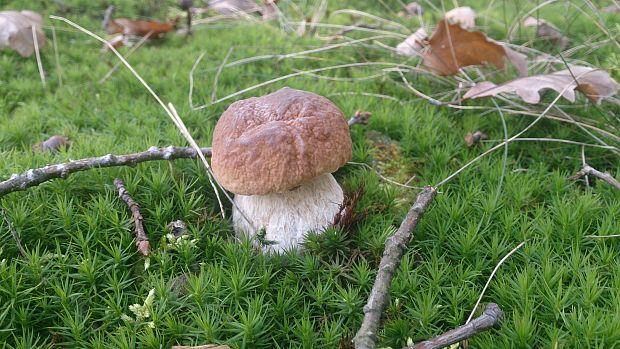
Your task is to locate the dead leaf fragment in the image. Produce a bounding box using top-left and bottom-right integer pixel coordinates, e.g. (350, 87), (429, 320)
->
(463, 66), (619, 104)
(0, 10), (46, 57)
(602, 4), (620, 13)
(398, 2), (424, 17)
(445, 6), (476, 29)
(395, 27), (427, 57)
(464, 131), (488, 147)
(523, 16), (569, 49)
(32, 135), (71, 153)
(106, 18), (178, 37)
(422, 19), (527, 76)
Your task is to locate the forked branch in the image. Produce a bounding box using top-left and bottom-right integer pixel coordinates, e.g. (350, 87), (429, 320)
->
(353, 186), (437, 349)
(569, 164), (620, 191)
(407, 303), (504, 349)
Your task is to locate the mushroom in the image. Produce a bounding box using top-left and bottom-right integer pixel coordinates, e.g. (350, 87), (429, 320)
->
(211, 87), (352, 252)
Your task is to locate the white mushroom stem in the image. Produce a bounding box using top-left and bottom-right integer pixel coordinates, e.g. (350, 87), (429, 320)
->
(232, 173), (344, 252)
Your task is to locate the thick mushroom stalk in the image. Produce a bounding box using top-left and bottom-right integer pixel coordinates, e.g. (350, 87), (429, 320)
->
(211, 87), (352, 252)
(233, 173), (343, 252)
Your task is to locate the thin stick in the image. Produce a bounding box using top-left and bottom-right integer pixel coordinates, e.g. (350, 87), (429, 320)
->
(0, 146), (211, 197)
(0, 207), (27, 257)
(99, 31), (153, 84)
(32, 25), (46, 87)
(407, 303), (504, 349)
(353, 186), (438, 349)
(348, 162), (422, 190)
(114, 178), (150, 256)
(211, 47), (234, 102)
(465, 241), (527, 324)
(569, 165), (620, 191)
(51, 26), (63, 88)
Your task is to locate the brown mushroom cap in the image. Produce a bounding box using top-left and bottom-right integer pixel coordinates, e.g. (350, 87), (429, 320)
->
(211, 87), (352, 195)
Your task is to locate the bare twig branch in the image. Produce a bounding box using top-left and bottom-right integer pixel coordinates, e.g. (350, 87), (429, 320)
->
(0, 146), (211, 197)
(0, 208), (27, 257)
(114, 178), (150, 256)
(569, 164), (620, 191)
(353, 186), (437, 349)
(406, 303), (504, 349)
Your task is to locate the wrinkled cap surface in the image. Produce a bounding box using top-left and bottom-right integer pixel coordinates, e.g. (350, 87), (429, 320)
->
(211, 87), (352, 195)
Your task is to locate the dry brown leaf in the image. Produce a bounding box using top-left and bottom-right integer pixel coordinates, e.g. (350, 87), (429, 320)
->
(463, 66), (619, 104)
(422, 19), (527, 76)
(464, 131), (488, 147)
(397, 2), (424, 17)
(0, 10), (46, 57)
(523, 16), (569, 49)
(32, 135), (71, 153)
(445, 6), (476, 29)
(395, 27), (427, 57)
(106, 18), (178, 37)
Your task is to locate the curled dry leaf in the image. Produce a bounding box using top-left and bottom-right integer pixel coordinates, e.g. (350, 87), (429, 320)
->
(463, 66), (619, 104)
(464, 131), (488, 147)
(395, 27), (427, 57)
(445, 6), (476, 29)
(0, 10), (46, 57)
(32, 135), (71, 153)
(523, 16), (569, 49)
(398, 2), (424, 17)
(421, 19), (528, 76)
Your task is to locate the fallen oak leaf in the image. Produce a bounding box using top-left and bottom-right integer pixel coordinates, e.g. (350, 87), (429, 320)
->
(32, 135), (71, 153)
(422, 19), (528, 76)
(523, 16), (569, 49)
(445, 6), (476, 29)
(0, 10), (46, 57)
(463, 66), (619, 104)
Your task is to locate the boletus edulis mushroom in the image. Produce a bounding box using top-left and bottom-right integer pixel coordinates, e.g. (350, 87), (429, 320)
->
(211, 87), (352, 252)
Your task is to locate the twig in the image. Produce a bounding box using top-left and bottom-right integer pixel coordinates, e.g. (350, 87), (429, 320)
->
(0, 116), (366, 197)
(569, 164), (620, 191)
(353, 186), (437, 349)
(114, 178), (150, 256)
(0, 208), (27, 257)
(586, 234), (620, 238)
(406, 303), (504, 349)
(0, 146), (211, 197)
